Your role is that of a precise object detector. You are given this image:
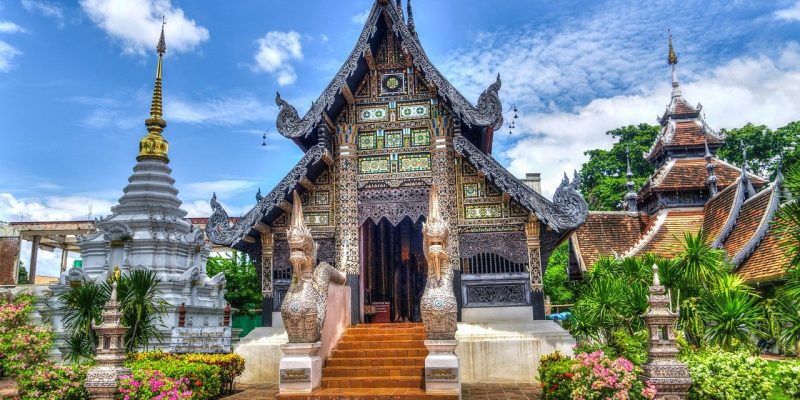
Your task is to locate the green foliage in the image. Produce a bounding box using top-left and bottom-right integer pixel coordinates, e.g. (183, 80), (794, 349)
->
(538, 351), (574, 400)
(608, 330), (648, 366)
(543, 243), (576, 305)
(0, 294), (54, 377)
(775, 291), (800, 354)
(120, 370), (193, 400)
(206, 251), (260, 316)
(59, 269), (168, 360)
(16, 262), (29, 285)
(777, 166), (800, 272)
(699, 275), (763, 351)
(717, 122), (800, 178)
(680, 350), (774, 400)
(130, 351), (245, 394)
(111, 269), (169, 351)
(125, 358), (222, 400)
(578, 123), (659, 211)
(16, 362), (90, 400)
(773, 360), (800, 398)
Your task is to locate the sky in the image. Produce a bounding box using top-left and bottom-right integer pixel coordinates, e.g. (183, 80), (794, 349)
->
(1, 0), (799, 276)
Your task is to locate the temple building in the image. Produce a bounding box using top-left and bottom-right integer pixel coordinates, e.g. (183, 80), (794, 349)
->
(569, 35), (792, 286)
(207, 0), (588, 328)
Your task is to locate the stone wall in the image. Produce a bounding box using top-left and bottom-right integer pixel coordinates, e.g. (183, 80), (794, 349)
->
(0, 237), (19, 285)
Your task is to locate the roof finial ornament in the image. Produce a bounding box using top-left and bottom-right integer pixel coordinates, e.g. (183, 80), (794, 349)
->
(740, 140), (756, 198)
(668, 30), (682, 98)
(705, 138), (718, 196)
(625, 147), (638, 212)
(137, 17), (169, 163)
(776, 154), (793, 202)
(407, 0), (418, 39)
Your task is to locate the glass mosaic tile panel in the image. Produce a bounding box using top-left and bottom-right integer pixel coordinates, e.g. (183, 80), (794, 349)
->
(359, 156), (390, 174)
(463, 183), (480, 198)
(357, 106), (389, 122)
(465, 204), (503, 219)
(315, 191), (330, 206)
(412, 128), (431, 146)
(399, 103), (429, 120)
(304, 212), (330, 225)
(385, 131), (403, 148)
(398, 153), (431, 172)
(358, 133), (376, 150)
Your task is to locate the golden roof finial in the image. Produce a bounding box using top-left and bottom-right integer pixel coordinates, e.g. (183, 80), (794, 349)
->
(667, 30), (678, 65)
(138, 17), (169, 162)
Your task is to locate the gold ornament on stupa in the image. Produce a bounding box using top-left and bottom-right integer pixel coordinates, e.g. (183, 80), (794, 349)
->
(667, 30), (678, 65)
(138, 18), (169, 163)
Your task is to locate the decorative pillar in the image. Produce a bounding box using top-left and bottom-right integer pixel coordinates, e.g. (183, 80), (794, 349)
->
(641, 264), (692, 399)
(525, 217), (545, 320)
(431, 133), (462, 322)
(257, 225), (274, 327)
(85, 282), (131, 399)
(28, 235), (40, 283)
(335, 124), (361, 324)
(60, 246), (69, 274)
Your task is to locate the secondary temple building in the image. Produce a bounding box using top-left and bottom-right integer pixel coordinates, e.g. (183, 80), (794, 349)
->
(569, 35), (793, 286)
(207, 0), (588, 327)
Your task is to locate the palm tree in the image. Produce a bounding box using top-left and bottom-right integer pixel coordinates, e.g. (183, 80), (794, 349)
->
(671, 231), (727, 298)
(700, 275), (764, 351)
(776, 293), (800, 354)
(58, 282), (107, 361)
(110, 269), (168, 352)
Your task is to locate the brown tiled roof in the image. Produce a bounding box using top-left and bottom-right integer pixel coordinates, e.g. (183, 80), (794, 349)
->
(571, 212), (650, 270)
(723, 188), (772, 260)
(672, 98), (697, 115)
(644, 158), (767, 193)
(702, 181), (741, 244)
(737, 223), (791, 283)
(632, 209), (705, 258)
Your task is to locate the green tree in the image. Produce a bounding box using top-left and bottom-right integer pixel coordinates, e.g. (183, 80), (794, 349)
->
(578, 124), (658, 211)
(717, 121), (800, 178)
(17, 261), (29, 285)
(206, 251), (260, 316)
(700, 275), (763, 352)
(543, 243), (577, 305)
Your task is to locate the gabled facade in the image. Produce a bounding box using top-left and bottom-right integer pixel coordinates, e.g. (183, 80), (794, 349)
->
(570, 36), (792, 285)
(207, 0), (588, 326)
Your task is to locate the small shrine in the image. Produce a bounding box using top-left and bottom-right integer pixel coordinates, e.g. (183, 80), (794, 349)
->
(84, 282), (131, 400)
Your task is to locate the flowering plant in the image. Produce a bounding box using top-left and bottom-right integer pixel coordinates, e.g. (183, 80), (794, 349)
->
(16, 361), (90, 400)
(119, 370), (193, 400)
(130, 351), (244, 394)
(0, 294), (54, 377)
(538, 351), (575, 400)
(125, 359), (220, 399)
(570, 351), (656, 400)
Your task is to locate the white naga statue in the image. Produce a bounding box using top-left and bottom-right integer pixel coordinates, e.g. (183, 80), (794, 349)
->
(420, 185), (458, 340)
(281, 191), (346, 343)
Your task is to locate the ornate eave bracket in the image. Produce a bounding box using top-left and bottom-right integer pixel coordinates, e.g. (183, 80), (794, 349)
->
(453, 135), (588, 232)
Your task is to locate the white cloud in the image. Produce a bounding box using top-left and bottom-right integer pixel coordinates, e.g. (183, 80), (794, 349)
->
(0, 21), (26, 33)
(166, 94), (275, 126)
(80, 0), (209, 55)
(0, 40), (21, 72)
(0, 193), (114, 222)
(20, 0), (64, 26)
(502, 44), (800, 197)
(775, 1), (800, 21)
(351, 9), (370, 25)
(252, 31), (303, 86)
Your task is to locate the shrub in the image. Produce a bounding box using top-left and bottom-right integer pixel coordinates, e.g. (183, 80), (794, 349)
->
(538, 351), (574, 400)
(120, 370), (193, 400)
(126, 359), (221, 400)
(774, 361), (800, 398)
(130, 351), (244, 393)
(570, 351), (656, 400)
(16, 361), (90, 400)
(0, 294), (54, 377)
(681, 350), (774, 399)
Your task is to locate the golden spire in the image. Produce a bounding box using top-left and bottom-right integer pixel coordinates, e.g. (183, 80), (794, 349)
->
(138, 17), (169, 162)
(667, 30), (678, 65)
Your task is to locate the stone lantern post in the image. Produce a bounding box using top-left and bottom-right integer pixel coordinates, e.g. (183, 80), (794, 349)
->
(84, 282), (131, 399)
(641, 264), (692, 400)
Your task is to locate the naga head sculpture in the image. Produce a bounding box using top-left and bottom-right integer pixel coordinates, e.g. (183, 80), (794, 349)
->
(423, 185), (449, 281)
(287, 191), (316, 282)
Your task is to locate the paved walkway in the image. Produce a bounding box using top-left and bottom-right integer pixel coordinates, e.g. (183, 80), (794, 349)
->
(224, 383), (542, 399)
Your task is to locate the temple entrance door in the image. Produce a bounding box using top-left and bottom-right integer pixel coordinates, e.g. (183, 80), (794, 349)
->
(359, 216), (426, 323)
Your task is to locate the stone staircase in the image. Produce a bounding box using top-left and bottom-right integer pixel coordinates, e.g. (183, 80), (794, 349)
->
(278, 323), (458, 399)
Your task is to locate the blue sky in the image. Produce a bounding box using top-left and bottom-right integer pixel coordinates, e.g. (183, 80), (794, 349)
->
(1, 0), (800, 275)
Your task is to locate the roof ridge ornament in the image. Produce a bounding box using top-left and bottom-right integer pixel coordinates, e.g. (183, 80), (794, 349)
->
(668, 30), (682, 99)
(137, 17), (170, 163)
(740, 141), (756, 198)
(625, 147), (638, 212)
(407, 0), (418, 39)
(705, 138), (718, 196)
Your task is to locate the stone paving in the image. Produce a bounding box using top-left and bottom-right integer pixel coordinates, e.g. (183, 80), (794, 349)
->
(224, 383), (542, 399)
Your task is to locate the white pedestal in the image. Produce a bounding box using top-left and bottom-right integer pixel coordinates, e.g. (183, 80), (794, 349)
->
(278, 342), (322, 393)
(424, 340), (461, 397)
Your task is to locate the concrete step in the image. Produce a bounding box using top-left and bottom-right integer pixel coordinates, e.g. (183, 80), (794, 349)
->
(322, 365), (424, 378)
(336, 340), (425, 350)
(321, 376), (424, 389)
(325, 356), (426, 368)
(277, 388), (458, 400)
(329, 348), (428, 359)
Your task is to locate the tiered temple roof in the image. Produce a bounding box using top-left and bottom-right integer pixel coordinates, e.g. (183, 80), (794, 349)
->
(569, 36), (792, 284)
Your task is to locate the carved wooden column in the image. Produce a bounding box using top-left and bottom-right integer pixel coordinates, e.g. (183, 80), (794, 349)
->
(525, 217), (545, 320)
(335, 124), (361, 324)
(256, 224), (274, 327)
(431, 133), (462, 319)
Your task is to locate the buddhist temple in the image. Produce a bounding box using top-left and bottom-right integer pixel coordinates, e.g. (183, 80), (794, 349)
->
(569, 34), (792, 286)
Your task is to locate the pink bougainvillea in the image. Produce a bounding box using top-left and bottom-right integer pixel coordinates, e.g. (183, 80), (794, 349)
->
(119, 370), (193, 400)
(570, 351), (656, 400)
